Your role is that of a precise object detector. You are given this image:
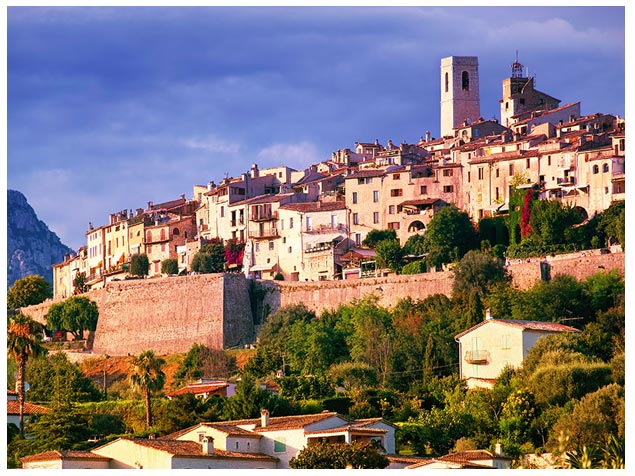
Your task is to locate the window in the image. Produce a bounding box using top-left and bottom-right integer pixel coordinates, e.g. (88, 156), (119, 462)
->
(274, 438), (287, 453)
(593, 164), (599, 174)
(445, 72), (449, 93)
(502, 334), (510, 349)
(269, 241), (274, 251)
(496, 168), (500, 178)
(519, 98), (525, 105)
(443, 169), (453, 177)
(373, 191), (379, 202)
(388, 222), (400, 230)
(390, 189), (403, 197)
(147, 245), (152, 254)
(526, 158), (531, 169)
(547, 155), (551, 166)
(353, 213), (359, 225)
(495, 187), (500, 201)
(420, 185), (428, 195)
(373, 212), (379, 224)
(255, 242), (260, 252)
(161, 243), (165, 252)
(443, 185), (454, 193)
(509, 164), (514, 176)
(352, 192), (358, 204)
(220, 206), (224, 218)
(288, 246), (292, 253)
(603, 163), (609, 173)
(393, 173), (400, 180)
(306, 216), (313, 231)
(462, 71), (469, 91)
(355, 233), (361, 246)
(289, 217), (294, 229)
(478, 168), (484, 180)
(468, 171), (471, 182)
(388, 205), (395, 214)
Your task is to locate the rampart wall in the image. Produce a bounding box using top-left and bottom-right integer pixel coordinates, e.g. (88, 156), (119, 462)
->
(20, 251), (624, 356)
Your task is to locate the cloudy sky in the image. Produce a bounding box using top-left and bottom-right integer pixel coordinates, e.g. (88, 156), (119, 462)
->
(7, 5), (625, 250)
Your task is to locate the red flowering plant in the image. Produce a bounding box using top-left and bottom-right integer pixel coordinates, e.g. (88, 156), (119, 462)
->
(520, 189), (533, 238)
(224, 240), (245, 266)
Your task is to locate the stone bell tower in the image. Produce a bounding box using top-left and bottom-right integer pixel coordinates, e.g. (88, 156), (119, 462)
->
(440, 56), (481, 138)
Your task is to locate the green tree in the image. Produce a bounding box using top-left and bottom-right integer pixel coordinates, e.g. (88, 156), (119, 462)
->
(192, 239), (226, 273)
(327, 361), (378, 391)
(7, 312), (47, 436)
(72, 271), (89, 294)
(223, 374), (272, 420)
(160, 258), (179, 275)
(7, 275), (52, 309)
(402, 233), (427, 256)
(130, 253), (150, 277)
(424, 205), (478, 265)
(597, 200), (625, 248)
(289, 441), (389, 469)
(362, 229), (397, 249)
(529, 200), (581, 245)
(26, 353), (103, 406)
(401, 259), (427, 275)
(549, 383), (624, 453)
(45, 296), (99, 340)
(375, 239), (404, 273)
(173, 344), (237, 386)
(129, 350), (166, 428)
(452, 250), (510, 300)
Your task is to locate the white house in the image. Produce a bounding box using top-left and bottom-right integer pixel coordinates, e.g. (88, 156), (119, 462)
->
(7, 390), (49, 429)
(20, 410), (397, 469)
(454, 311), (580, 389)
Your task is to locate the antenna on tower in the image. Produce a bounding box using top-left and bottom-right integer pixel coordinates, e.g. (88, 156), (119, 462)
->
(511, 50), (524, 78)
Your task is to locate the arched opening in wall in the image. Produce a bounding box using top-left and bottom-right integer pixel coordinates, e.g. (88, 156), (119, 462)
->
(445, 72), (449, 93)
(408, 221), (426, 233)
(173, 228), (180, 235)
(462, 71), (469, 91)
(572, 206), (589, 225)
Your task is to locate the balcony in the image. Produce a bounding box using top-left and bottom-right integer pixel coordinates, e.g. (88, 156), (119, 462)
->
(250, 211), (278, 222)
(248, 223), (279, 239)
(464, 350), (489, 365)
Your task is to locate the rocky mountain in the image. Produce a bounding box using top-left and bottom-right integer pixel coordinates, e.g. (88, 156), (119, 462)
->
(7, 190), (74, 289)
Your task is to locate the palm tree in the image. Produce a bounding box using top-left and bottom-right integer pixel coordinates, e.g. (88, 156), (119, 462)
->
(7, 312), (47, 436)
(129, 350), (166, 428)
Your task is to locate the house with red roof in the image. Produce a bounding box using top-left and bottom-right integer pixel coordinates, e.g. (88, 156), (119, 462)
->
(165, 379), (235, 400)
(454, 310), (580, 389)
(20, 410), (396, 469)
(7, 390), (50, 429)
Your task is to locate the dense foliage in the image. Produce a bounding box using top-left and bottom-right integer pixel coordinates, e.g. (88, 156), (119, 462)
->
(7, 275), (52, 309)
(191, 239), (226, 273)
(45, 296), (99, 340)
(130, 253), (150, 277)
(289, 441), (389, 469)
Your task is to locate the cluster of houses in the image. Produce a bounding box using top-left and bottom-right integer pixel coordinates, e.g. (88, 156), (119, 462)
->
(51, 55), (625, 300)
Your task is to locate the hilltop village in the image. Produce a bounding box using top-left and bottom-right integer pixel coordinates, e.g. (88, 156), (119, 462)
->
(52, 56), (626, 299)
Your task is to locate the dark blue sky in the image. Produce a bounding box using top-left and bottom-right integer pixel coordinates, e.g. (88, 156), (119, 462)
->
(7, 6), (625, 249)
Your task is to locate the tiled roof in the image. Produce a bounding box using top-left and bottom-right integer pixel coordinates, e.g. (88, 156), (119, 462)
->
(439, 450), (498, 462)
(455, 318), (580, 339)
(279, 201), (346, 213)
(512, 102), (579, 124)
(204, 423), (263, 438)
(231, 193), (294, 207)
(21, 450), (111, 463)
(230, 411), (343, 432)
(304, 423), (387, 435)
(345, 169), (386, 179)
(7, 400), (50, 415)
(386, 454), (432, 464)
(166, 382), (228, 398)
(125, 438), (276, 461)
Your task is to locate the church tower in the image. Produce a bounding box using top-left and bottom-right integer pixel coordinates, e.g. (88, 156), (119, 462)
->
(440, 56), (480, 138)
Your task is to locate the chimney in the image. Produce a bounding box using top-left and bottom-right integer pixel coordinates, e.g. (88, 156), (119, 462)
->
(425, 130), (431, 142)
(180, 194), (186, 201)
(251, 163), (259, 179)
(494, 443), (504, 457)
(485, 308), (493, 320)
(202, 436), (215, 455)
(261, 409), (270, 428)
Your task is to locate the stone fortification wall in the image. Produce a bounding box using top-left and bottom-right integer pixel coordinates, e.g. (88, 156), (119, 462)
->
(261, 271), (454, 315)
(91, 273), (254, 356)
(506, 250), (625, 289)
(18, 252), (623, 356)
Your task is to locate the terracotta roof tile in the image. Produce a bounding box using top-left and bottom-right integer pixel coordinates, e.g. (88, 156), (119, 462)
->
(279, 201), (346, 213)
(166, 382), (228, 398)
(21, 450), (111, 463)
(127, 438), (276, 461)
(7, 400), (50, 415)
(455, 318), (580, 339)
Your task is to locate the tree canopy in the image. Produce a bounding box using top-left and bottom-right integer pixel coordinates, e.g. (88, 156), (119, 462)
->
(45, 296), (99, 340)
(191, 239), (226, 273)
(289, 441), (389, 469)
(130, 253), (150, 277)
(7, 275), (52, 309)
(423, 205), (478, 265)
